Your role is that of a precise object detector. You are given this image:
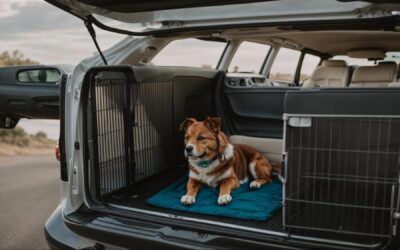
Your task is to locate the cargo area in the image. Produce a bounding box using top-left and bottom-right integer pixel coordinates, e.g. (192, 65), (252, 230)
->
(82, 65), (400, 248)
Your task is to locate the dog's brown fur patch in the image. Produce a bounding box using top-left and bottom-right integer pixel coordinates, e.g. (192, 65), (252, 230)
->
(180, 117), (280, 205)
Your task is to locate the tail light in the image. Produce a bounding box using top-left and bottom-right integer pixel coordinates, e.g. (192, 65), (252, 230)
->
(55, 144), (61, 161)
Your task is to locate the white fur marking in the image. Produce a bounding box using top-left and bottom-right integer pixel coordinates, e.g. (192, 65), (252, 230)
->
(181, 195), (196, 205)
(250, 180), (261, 189)
(218, 194), (232, 205)
(189, 167), (232, 188)
(187, 143), (235, 187)
(249, 162), (258, 179)
(240, 176), (249, 184)
(222, 144), (234, 161)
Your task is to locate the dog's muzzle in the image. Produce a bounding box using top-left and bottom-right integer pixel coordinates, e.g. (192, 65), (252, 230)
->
(185, 145), (193, 154)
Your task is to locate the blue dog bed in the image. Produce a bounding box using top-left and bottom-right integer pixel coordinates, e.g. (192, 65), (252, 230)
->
(146, 176), (282, 221)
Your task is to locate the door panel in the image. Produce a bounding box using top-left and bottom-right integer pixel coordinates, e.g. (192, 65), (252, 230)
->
(0, 66), (67, 127)
(0, 84), (59, 119)
(221, 80), (298, 138)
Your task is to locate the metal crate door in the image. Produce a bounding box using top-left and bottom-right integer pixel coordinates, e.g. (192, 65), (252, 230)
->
(283, 115), (400, 238)
(88, 69), (135, 199)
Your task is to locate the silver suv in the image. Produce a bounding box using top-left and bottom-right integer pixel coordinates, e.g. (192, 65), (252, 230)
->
(10, 1), (400, 249)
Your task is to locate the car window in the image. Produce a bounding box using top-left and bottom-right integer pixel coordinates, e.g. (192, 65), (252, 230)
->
(300, 54), (321, 82)
(228, 41), (271, 73)
(269, 47), (301, 82)
(17, 69), (61, 84)
(151, 38), (227, 69)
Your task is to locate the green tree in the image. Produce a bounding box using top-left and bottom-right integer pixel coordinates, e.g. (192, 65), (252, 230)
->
(0, 127), (27, 137)
(0, 50), (39, 66)
(35, 131), (47, 139)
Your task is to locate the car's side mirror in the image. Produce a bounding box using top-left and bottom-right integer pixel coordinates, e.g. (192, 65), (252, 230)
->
(0, 117), (20, 129)
(17, 68), (62, 85)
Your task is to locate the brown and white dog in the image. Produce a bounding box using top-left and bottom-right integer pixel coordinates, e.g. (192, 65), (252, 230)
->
(179, 117), (280, 205)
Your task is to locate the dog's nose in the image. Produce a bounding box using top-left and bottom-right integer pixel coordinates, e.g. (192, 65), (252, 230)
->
(185, 145), (193, 153)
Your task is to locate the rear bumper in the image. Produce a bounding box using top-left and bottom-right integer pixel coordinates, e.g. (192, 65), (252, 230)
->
(44, 204), (296, 250)
(45, 203), (395, 250)
(44, 205), (104, 250)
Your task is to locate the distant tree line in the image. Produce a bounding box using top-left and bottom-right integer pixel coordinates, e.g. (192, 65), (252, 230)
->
(0, 127), (49, 147)
(0, 50), (39, 66)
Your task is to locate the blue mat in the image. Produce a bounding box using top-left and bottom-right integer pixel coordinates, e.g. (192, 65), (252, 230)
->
(146, 176), (282, 221)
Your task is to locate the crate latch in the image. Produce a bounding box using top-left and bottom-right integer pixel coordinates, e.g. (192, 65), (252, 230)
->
(288, 117), (312, 127)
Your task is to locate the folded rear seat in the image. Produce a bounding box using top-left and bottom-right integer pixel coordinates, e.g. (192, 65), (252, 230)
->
(302, 59), (349, 88)
(349, 63), (397, 87)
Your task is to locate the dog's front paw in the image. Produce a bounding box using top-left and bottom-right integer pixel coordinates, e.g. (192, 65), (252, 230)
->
(250, 180), (261, 189)
(218, 194), (232, 205)
(181, 195), (196, 205)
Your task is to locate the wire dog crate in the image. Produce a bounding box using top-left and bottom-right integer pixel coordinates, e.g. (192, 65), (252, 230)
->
(283, 114), (400, 238)
(86, 68), (175, 199)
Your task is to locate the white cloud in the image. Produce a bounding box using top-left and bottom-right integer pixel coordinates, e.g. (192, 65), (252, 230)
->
(0, 0), (31, 18)
(0, 0), (123, 66)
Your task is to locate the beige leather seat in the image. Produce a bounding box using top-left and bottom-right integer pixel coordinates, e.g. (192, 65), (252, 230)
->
(302, 60), (349, 88)
(229, 135), (282, 163)
(389, 82), (400, 87)
(349, 63), (397, 87)
(389, 63), (400, 87)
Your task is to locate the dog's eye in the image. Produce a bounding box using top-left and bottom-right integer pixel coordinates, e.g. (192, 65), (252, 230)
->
(197, 136), (205, 141)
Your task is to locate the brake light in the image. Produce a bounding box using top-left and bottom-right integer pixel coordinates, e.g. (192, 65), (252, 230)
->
(55, 144), (61, 161)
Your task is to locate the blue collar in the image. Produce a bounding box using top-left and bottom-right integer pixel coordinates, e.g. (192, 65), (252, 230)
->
(197, 160), (212, 168)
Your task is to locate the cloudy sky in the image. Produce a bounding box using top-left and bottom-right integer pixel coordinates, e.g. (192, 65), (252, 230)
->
(0, 0), (125, 65)
(0, 0), (126, 139)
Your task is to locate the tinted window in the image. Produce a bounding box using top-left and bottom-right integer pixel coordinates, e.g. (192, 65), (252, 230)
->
(228, 41), (271, 73)
(17, 69), (61, 84)
(151, 38), (227, 69)
(269, 48), (301, 81)
(300, 54), (321, 82)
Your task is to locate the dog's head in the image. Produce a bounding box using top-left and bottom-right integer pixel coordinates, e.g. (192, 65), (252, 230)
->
(179, 117), (227, 161)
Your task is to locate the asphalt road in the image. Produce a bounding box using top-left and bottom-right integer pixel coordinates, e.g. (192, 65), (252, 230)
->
(0, 154), (59, 250)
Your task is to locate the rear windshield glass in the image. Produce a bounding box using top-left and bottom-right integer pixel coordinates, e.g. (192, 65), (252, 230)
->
(269, 48), (301, 82)
(228, 41), (271, 73)
(151, 38), (227, 69)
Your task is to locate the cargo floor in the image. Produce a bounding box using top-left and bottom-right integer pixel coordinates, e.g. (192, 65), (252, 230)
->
(103, 167), (285, 233)
(103, 168), (385, 246)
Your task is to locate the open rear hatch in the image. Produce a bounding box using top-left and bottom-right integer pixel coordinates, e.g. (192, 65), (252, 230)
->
(45, 0), (400, 36)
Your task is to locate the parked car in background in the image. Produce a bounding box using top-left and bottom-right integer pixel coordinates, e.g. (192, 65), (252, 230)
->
(0, 64), (72, 128)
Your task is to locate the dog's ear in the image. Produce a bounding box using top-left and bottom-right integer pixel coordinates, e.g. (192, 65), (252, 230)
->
(204, 117), (221, 134)
(179, 118), (196, 131)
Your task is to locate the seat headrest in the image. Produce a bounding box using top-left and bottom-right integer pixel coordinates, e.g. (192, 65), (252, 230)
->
(351, 64), (397, 83)
(347, 49), (385, 60)
(322, 60), (347, 67)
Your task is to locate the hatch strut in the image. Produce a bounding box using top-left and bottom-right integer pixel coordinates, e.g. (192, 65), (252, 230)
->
(84, 17), (108, 65)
